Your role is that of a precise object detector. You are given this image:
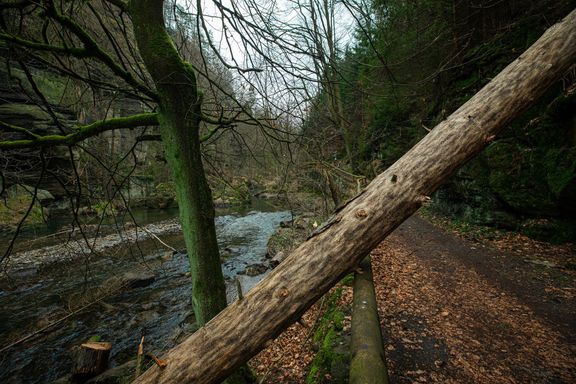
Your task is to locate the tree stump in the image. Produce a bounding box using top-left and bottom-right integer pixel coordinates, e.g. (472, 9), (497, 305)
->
(71, 342), (112, 382)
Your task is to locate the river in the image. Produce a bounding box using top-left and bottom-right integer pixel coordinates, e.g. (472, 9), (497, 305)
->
(0, 202), (291, 383)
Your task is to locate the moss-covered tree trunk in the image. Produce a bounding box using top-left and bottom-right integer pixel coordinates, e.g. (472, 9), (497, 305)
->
(130, 0), (226, 325)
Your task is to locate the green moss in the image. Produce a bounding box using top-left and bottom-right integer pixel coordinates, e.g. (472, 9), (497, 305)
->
(545, 148), (576, 197)
(340, 274), (354, 287)
(307, 283), (350, 384)
(519, 218), (576, 244)
(6, 67), (71, 106)
(0, 188), (45, 227)
(87, 335), (102, 342)
(308, 328), (337, 384)
(333, 311), (344, 331)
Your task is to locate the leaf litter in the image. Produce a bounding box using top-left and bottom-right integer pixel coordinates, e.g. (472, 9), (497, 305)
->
(250, 215), (575, 383)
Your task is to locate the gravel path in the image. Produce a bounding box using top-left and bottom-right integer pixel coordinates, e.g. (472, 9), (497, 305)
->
(373, 215), (575, 383)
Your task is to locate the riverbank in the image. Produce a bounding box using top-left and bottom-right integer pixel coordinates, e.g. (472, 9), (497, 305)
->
(1, 218), (183, 278)
(0, 209), (290, 383)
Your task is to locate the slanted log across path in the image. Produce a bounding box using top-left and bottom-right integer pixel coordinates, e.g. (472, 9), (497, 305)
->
(135, 10), (576, 384)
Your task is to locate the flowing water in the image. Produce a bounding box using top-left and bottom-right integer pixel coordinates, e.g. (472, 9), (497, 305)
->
(0, 203), (290, 383)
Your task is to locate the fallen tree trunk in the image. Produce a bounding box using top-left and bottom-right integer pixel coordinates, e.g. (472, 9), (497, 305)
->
(136, 10), (576, 384)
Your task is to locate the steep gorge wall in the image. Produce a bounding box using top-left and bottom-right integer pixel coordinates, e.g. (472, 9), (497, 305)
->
(323, 0), (576, 238)
(0, 47), (162, 204)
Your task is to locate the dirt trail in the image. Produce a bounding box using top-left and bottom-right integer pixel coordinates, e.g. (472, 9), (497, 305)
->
(372, 215), (576, 384)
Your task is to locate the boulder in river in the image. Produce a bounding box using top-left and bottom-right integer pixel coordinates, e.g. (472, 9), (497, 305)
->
(121, 271), (156, 289)
(269, 251), (286, 269)
(254, 192), (283, 199)
(244, 263), (268, 276)
(103, 270), (156, 291)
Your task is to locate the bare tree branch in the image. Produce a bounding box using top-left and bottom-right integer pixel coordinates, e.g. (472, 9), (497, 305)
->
(0, 113), (159, 149)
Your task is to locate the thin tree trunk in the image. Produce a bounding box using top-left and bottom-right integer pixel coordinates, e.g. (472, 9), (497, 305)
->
(135, 9), (576, 384)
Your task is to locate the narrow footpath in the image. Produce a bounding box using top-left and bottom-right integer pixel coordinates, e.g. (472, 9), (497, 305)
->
(372, 215), (575, 383)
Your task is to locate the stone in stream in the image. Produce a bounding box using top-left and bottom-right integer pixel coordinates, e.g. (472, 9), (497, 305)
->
(244, 263), (268, 277)
(220, 246), (241, 261)
(159, 252), (173, 262)
(269, 251), (286, 269)
(254, 192), (282, 199)
(102, 270), (156, 291)
(121, 271), (156, 289)
(10, 266), (39, 279)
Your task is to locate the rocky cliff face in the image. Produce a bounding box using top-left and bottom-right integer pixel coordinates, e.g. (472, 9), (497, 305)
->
(0, 56), (77, 201)
(0, 48), (162, 205)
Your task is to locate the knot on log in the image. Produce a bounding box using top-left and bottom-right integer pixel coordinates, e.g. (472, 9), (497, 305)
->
(417, 195), (431, 205)
(274, 287), (289, 299)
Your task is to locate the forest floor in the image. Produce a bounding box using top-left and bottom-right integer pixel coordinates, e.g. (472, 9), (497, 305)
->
(251, 214), (576, 383)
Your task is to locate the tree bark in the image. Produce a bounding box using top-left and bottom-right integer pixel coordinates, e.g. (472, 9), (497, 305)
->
(130, 0), (227, 326)
(135, 9), (576, 384)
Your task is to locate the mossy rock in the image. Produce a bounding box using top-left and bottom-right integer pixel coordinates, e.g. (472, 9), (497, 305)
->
(485, 143), (554, 215)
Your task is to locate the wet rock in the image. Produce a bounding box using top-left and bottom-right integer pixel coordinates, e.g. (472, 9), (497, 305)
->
(138, 310), (160, 323)
(255, 192), (282, 199)
(181, 310), (196, 325)
(173, 322), (200, 344)
(244, 263), (268, 276)
(10, 266), (38, 279)
(225, 246), (241, 254)
(36, 189), (55, 206)
(159, 252), (172, 262)
(220, 246), (241, 260)
(269, 251), (286, 269)
(123, 271), (156, 289)
(293, 216), (313, 229)
(103, 271), (156, 290)
(213, 197), (231, 207)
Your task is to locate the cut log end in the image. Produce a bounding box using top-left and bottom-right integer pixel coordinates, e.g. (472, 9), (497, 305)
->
(71, 341), (112, 382)
(80, 342), (112, 351)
